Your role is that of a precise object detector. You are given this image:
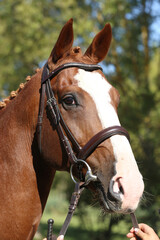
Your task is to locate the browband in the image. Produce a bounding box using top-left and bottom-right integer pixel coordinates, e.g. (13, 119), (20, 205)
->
(41, 62), (103, 84)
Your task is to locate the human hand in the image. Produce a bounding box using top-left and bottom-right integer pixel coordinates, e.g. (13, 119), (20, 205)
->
(43, 235), (64, 240)
(57, 236), (64, 240)
(126, 223), (159, 240)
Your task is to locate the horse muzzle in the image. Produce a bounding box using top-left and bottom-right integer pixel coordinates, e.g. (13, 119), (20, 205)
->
(96, 165), (144, 214)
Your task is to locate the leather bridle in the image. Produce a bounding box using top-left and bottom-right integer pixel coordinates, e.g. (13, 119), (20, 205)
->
(37, 61), (131, 239)
(37, 61), (130, 182)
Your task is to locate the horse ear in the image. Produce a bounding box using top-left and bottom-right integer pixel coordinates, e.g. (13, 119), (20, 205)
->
(48, 18), (74, 67)
(84, 23), (112, 63)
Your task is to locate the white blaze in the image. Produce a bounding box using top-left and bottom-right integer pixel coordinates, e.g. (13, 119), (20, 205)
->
(74, 69), (120, 128)
(74, 69), (144, 210)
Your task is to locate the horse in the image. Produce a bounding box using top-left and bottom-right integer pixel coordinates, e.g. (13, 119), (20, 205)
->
(0, 18), (144, 240)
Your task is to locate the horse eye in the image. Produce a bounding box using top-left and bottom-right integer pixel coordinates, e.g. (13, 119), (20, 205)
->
(62, 95), (76, 106)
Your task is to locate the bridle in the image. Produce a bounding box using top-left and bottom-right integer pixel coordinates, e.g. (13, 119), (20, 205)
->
(37, 61), (130, 239)
(37, 61), (130, 185)
(37, 61), (130, 184)
(37, 61), (129, 161)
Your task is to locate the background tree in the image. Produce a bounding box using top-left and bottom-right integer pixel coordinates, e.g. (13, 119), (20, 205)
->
(0, 0), (95, 96)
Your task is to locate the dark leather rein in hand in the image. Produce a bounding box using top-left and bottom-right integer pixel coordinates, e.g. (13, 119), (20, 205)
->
(37, 61), (130, 239)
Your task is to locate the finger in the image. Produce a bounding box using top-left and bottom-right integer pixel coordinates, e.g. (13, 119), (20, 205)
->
(127, 237), (137, 240)
(126, 232), (135, 238)
(134, 228), (146, 238)
(57, 235), (64, 240)
(138, 223), (154, 234)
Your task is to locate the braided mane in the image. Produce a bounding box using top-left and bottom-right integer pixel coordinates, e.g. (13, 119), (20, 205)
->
(0, 68), (41, 110)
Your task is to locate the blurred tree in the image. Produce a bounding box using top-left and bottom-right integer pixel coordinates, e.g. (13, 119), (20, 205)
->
(0, 0), (95, 97)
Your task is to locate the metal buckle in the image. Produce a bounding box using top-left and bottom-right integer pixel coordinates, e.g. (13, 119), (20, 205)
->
(70, 159), (97, 186)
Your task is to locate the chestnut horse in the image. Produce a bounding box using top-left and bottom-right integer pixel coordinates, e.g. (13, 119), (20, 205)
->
(0, 19), (144, 240)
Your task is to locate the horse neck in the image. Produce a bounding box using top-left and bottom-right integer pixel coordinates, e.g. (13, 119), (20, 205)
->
(0, 72), (41, 148)
(19, 71), (57, 208)
(1, 70), (56, 210)
(15, 72), (42, 141)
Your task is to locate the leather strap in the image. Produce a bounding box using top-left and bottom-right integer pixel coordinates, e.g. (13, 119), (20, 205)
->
(78, 126), (130, 160)
(41, 62), (103, 84)
(37, 62), (49, 152)
(130, 213), (141, 240)
(58, 183), (84, 237)
(37, 83), (46, 152)
(46, 183), (84, 240)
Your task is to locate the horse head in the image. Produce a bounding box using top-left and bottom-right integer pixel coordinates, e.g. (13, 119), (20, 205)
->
(39, 19), (144, 214)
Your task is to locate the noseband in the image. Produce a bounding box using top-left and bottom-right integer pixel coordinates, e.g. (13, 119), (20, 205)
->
(37, 61), (130, 184)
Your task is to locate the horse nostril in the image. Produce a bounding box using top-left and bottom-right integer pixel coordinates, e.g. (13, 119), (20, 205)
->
(119, 185), (124, 195)
(108, 179), (123, 202)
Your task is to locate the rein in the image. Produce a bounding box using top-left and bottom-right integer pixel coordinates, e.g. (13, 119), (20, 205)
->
(37, 61), (131, 239)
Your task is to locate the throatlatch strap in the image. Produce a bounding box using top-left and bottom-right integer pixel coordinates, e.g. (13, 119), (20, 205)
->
(37, 84), (46, 152)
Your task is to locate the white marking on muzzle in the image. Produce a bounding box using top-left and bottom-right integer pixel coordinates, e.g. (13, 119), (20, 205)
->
(75, 69), (144, 210)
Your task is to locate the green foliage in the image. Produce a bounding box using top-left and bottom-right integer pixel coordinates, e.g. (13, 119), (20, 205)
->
(0, 0), (95, 96)
(1, 0), (160, 239)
